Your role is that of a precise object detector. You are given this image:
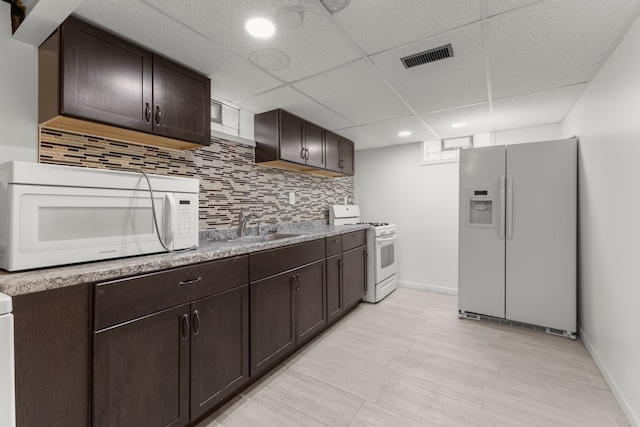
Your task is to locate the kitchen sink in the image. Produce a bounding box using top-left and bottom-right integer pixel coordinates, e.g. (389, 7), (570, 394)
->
(228, 233), (300, 243)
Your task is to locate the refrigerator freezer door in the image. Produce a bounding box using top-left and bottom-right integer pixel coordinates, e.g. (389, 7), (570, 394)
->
(505, 139), (577, 333)
(459, 146), (506, 318)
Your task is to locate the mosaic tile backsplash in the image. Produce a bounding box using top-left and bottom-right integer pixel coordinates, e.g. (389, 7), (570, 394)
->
(39, 128), (354, 230)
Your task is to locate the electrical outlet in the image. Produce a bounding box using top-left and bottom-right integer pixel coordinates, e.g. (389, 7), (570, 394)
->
(289, 192), (295, 205)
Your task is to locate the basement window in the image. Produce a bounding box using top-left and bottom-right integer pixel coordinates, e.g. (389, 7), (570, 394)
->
(420, 133), (493, 165)
(211, 99), (239, 137)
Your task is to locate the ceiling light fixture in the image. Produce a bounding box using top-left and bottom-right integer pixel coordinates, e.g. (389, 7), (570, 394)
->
(451, 122), (466, 128)
(398, 131), (412, 137)
(245, 17), (275, 38)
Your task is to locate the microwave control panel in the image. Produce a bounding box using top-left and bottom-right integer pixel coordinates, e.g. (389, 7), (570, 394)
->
(176, 199), (197, 238)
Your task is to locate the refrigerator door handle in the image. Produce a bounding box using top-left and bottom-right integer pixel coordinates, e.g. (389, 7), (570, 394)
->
(499, 175), (506, 240)
(506, 175), (513, 240)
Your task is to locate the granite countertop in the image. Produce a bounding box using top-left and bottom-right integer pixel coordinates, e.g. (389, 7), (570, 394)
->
(0, 224), (368, 297)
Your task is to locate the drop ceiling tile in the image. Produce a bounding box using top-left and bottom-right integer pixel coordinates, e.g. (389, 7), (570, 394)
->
(293, 59), (412, 126)
(420, 103), (492, 139)
(370, 23), (488, 115)
(359, 115), (438, 145)
(486, 0), (640, 99)
(333, 127), (391, 151)
(235, 86), (354, 131)
(330, 0), (481, 55)
(485, 0), (543, 17)
(73, 0), (282, 102)
(147, 0), (360, 82)
(492, 84), (587, 131)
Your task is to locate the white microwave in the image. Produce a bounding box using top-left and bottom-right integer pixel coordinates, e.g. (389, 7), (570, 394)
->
(0, 162), (199, 272)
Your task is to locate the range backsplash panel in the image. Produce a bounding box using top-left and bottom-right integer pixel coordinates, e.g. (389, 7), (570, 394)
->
(39, 128), (354, 230)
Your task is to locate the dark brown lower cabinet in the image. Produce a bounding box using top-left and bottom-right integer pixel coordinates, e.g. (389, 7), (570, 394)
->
(295, 260), (327, 343)
(93, 257), (250, 427)
(13, 284), (91, 427)
(326, 254), (343, 323)
(250, 269), (296, 377)
(93, 304), (190, 427)
(250, 259), (326, 376)
(342, 246), (368, 309)
(190, 286), (249, 419)
(93, 285), (250, 426)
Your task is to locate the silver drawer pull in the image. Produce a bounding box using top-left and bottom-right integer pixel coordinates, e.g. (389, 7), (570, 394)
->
(179, 276), (202, 286)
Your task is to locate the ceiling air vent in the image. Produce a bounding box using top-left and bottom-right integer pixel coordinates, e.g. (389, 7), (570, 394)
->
(401, 44), (453, 69)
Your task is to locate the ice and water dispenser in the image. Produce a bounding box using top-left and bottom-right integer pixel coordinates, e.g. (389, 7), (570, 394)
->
(467, 189), (494, 227)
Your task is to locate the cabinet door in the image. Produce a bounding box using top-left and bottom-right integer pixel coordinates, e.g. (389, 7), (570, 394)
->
(325, 131), (342, 173)
(62, 17), (153, 132)
(279, 111), (305, 165)
(152, 55), (211, 146)
(296, 260), (327, 343)
(326, 254), (343, 323)
(13, 285), (90, 427)
(304, 121), (325, 168)
(342, 246), (367, 309)
(93, 304), (190, 427)
(250, 272), (296, 376)
(340, 138), (355, 175)
(190, 286), (249, 419)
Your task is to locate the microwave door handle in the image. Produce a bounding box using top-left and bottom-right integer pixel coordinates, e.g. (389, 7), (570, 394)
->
(164, 194), (177, 246)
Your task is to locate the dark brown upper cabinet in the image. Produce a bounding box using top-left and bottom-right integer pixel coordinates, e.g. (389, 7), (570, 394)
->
(39, 17), (211, 150)
(255, 109), (339, 175)
(325, 131), (355, 176)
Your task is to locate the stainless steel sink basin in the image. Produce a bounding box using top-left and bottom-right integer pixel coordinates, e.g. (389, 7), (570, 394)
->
(228, 233), (299, 243)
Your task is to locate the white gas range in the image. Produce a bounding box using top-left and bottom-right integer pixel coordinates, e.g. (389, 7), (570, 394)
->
(329, 206), (398, 303)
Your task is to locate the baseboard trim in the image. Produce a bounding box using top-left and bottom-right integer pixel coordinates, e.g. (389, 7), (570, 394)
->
(398, 281), (458, 296)
(579, 326), (638, 427)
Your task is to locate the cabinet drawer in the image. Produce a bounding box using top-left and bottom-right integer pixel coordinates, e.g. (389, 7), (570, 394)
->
(250, 239), (325, 282)
(342, 230), (366, 251)
(95, 256), (248, 330)
(325, 235), (342, 257)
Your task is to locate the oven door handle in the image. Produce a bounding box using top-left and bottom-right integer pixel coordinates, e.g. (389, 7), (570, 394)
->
(375, 234), (397, 243)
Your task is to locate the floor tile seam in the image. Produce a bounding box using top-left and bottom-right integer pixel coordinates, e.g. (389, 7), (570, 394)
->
(310, 344), (393, 374)
(287, 357), (390, 403)
(485, 383), (624, 422)
(344, 400), (366, 427)
(261, 384), (359, 427)
(374, 390), (430, 426)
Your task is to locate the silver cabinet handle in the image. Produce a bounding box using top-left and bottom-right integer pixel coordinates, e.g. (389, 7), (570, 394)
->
(179, 276), (202, 286)
(145, 102), (151, 123)
(155, 105), (162, 126)
(181, 314), (190, 340)
(192, 310), (200, 336)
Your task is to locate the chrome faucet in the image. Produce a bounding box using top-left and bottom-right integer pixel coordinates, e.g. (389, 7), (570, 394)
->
(238, 209), (263, 237)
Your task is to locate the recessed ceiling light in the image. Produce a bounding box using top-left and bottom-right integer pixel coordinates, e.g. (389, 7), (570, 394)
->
(398, 131), (412, 137)
(451, 122), (466, 128)
(245, 17), (275, 38)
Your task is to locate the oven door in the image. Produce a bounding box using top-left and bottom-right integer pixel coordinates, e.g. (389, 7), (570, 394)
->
(374, 233), (397, 283)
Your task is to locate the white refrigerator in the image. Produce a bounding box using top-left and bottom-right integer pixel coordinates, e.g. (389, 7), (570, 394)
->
(458, 138), (577, 337)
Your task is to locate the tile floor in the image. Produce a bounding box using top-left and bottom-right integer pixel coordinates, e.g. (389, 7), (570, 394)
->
(197, 288), (630, 427)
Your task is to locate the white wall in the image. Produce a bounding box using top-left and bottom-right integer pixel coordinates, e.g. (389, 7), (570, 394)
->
(354, 124), (562, 294)
(495, 123), (563, 146)
(0, 2), (39, 164)
(355, 143), (460, 293)
(562, 13), (640, 426)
